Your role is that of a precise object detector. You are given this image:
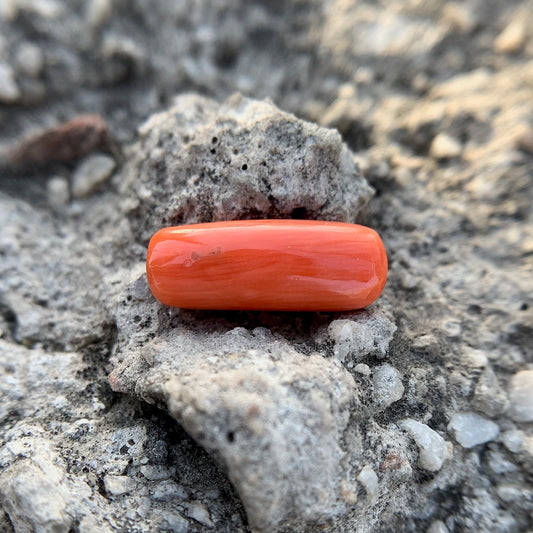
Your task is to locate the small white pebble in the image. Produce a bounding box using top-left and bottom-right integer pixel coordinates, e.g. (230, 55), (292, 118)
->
(430, 133), (462, 160)
(501, 429), (524, 454)
(51, 395), (68, 410)
(15, 42), (44, 78)
(104, 475), (135, 496)
(427, 520), (449, 533)
(463, 347), (488, 368)
(353, 363), (371, 376)
(162, 511), (188, 533)
(373, 364), (404, 409)
(47, 176), (70, 207)
(185, 501), (214, 527)
(0, 61), (20, 103)
(496, 484), (523, 503)
(441, 320), (462, 338)
(339, 480), (358, 505)
(328, 315), (396, 363)
(412, 334), (438, 349)
(399, 419), (448, 472)
(139, 465), (171, 481)
(71, 153), (115, 198)
(494, 19), (527, 54)
(508, 370), (533, 422)
(447, 412), (499, 448)
(357, 465), (378, 504)
(87, 0), (112, 27)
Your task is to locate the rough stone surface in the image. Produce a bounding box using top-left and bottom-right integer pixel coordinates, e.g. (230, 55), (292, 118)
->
(1, 1), (533, 532)
(112, 325), (359, 531)
(120, 93), (373, 243)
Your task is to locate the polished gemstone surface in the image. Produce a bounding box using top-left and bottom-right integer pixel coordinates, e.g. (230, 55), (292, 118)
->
(146, 220), (388, 311)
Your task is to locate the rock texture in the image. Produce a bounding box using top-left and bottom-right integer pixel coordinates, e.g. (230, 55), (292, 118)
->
(109, 94), (394, 531)
(120, 93), (372, 243)
(1, 1), (532, 532)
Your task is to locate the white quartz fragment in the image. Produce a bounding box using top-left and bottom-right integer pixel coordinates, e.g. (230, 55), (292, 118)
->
(328, 313), (396, 362)
(72, 154), (116, 198)
(447, 412), (499, 448)
(508, 370), (533, 422)
(373, 364), (404, 409)
(103, 475), (135, 496)
(357, 465), (378, 504)
(399, 418), (448, 472)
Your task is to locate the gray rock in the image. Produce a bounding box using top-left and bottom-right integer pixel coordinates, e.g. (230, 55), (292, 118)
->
(447, 412), (500, 448)
(0, 340), (96, 423)
(135, 340), (357, 532)
(328, 310), (396, 363)
(0, 429), (111, 533)
(185, 501), (214, 528)
(508, 370), (533, 422)
(472, 366), (509, 417)
(119, 93), (373, 243)
(501, 429), (525, 454)
(1, 447), (73, 533)
(373, 364), (404, 410)
(0, 195), (113, 350)
(162, 511), (189, 533)
(107, 94), (390, 532)
(152, 481), (187, 502)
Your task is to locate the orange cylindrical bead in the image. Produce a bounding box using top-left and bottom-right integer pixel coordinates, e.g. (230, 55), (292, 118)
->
(146, 220), (387, 311)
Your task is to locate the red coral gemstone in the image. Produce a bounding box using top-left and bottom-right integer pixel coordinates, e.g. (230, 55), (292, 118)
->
(146, 220), (387, 311)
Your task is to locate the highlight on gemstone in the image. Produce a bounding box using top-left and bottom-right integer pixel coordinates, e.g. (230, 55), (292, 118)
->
(146, 219), (388, 311)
